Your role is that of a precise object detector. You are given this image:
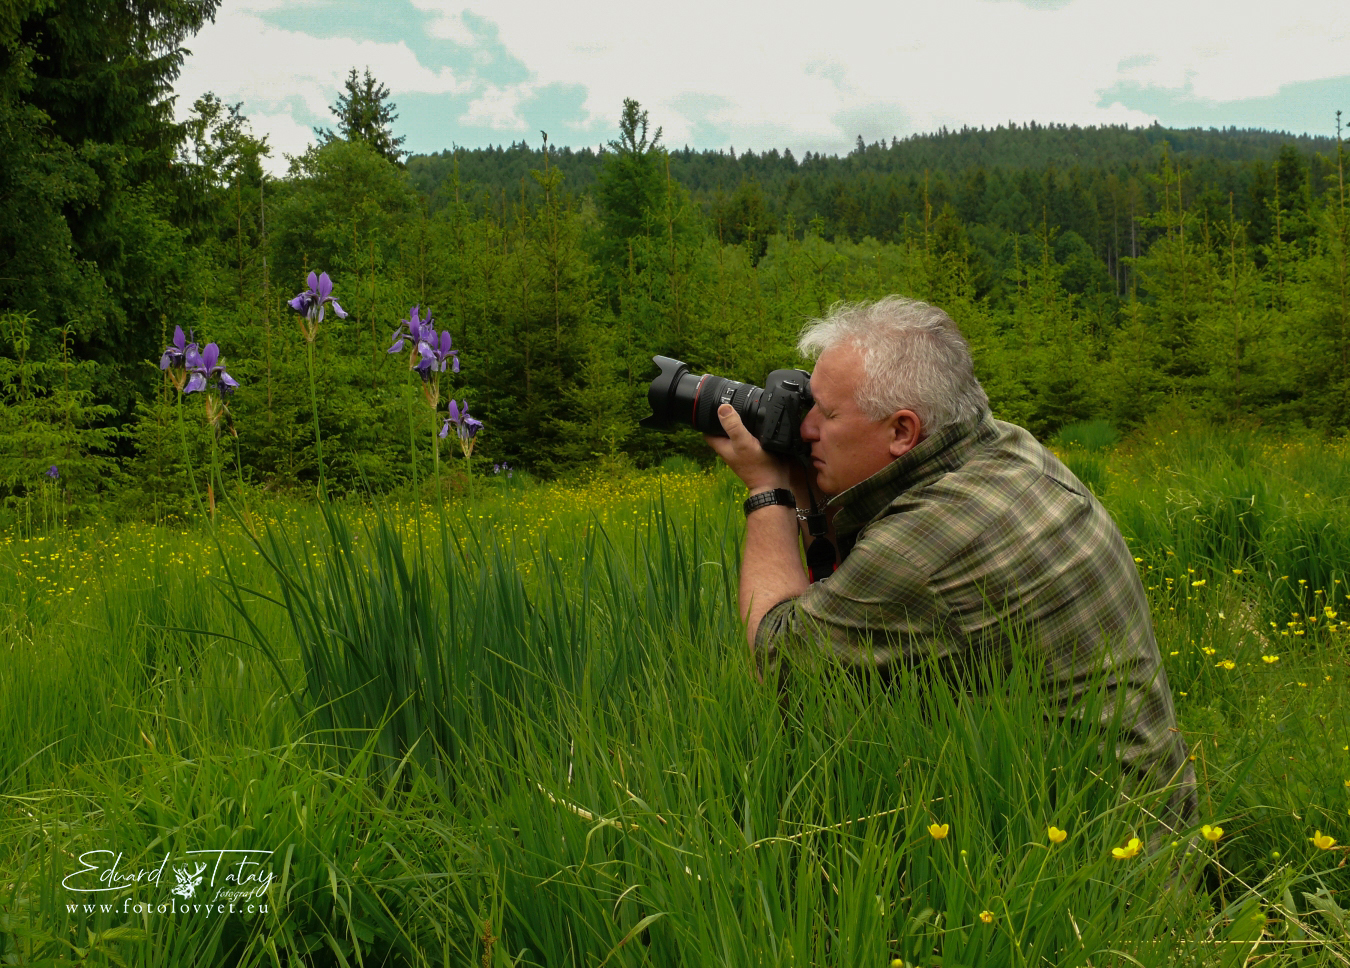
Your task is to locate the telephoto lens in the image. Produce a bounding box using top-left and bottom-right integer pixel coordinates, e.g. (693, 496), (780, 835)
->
(641, 356), (813, 457)
(641, 356), (767, 438)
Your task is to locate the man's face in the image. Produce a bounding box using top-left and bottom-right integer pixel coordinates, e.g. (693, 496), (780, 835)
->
(798, 342), (921, 496)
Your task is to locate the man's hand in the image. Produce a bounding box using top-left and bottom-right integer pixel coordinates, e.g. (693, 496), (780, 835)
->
(703, 404), (792, 492)
(704, 403), (807, 654)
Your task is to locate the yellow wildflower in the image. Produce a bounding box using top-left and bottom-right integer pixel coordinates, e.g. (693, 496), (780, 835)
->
(1201, 824), (1223, 842)
(1310, 831), (1337, 850)
(1192, 579), (1206, 587)
(927, 823), (949, 840)
(1202, 646), (1217, 655)
(1048, 826), (1068, 844)
(1112, 837), (1143, 859)
(1261, 655), (1280, 664)
(979, 910), (994, 924)
(1232, 568), (1244, 575)
(1215, 660), (1236, 670)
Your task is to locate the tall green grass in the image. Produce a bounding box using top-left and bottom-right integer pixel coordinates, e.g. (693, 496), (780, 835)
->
(2, 427), (1349, 965)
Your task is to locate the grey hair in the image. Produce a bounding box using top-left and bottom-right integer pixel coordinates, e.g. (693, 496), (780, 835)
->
(796, 296), (989, 435)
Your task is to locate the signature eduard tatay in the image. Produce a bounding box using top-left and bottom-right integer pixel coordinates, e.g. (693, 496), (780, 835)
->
(62, 848), (276, 900)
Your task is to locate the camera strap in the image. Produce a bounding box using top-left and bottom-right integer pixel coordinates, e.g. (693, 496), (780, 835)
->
(799, 460), (837, 584)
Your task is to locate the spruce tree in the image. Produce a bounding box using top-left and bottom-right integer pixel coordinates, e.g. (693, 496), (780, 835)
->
(316, 67), (407, 166)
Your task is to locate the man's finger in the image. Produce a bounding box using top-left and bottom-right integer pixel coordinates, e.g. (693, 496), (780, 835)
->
(717, 404), (751, 439)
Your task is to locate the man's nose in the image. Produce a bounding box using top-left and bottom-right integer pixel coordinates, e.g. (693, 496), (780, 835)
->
(799, 408), (821, 441)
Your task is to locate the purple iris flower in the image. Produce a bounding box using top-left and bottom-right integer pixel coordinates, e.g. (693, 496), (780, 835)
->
(160, 326), (192, 370)
(415, 330), (459, 380)
(289, 271), (346, 322)
(388, 305), (430, 354)
(289, 271), (346, 341)
(390, 306), (459, 382)
(183, 342), (239, 395)
(439, 399), (483, 441)
(46, 465), (59, 480)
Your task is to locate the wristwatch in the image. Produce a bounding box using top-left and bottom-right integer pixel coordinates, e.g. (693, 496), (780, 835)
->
(743, 488), (798, 517)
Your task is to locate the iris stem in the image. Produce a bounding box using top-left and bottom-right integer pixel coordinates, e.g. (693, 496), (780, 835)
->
(175, 390), (208, 524)
(432, 417), (443, 511)
(306, 339), (327, 502)
(408, 384), (419, 510)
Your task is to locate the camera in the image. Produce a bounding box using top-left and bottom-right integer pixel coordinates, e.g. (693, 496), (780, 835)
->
(640, 356), (814, 458)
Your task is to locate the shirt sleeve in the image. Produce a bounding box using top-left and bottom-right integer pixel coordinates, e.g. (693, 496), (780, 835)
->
(753, 521), (953, 670)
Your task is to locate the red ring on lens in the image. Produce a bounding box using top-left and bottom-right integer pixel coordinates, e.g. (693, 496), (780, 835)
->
(691, 374), (710, 424)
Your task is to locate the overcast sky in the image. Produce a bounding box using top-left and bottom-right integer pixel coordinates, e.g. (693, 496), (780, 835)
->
(174, 0), (1350, 173)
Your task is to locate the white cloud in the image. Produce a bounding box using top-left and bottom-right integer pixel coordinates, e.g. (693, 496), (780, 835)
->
(177, 0), (1350, 173)
(247, 110), (317, 163)
(176, 0), (471, 171)
(460, 85), (526, 128)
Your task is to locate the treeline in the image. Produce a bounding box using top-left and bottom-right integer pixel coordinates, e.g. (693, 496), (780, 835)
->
(413, 123), (1344, 307)
(1, 1), (1348, 519)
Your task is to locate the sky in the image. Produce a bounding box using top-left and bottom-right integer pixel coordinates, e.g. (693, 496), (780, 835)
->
(173, 0), (1350, 174)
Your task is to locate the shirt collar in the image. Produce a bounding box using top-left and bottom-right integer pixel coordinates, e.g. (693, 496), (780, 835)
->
(828, 409), (997, 535)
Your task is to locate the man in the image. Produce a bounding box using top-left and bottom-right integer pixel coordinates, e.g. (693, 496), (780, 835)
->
(704, 295), (1195, 830)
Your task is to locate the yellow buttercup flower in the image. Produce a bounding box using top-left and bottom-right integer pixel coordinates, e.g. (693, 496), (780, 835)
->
(1201, 824), (1223, 842)
(1191, 579), (1206, 587)
(927, 822), (949, 840)
(1112, 837), (1143, 859)
(1201, 646), (1217, 655)
(1261, 655), (1280, 664)
(1048, 826), (1068, 844)
(979, 910), (994, 924)
(1232, 568), (1244, 575)
(1310, 830), (1337, 850)
(1215, 660), (1236, 670)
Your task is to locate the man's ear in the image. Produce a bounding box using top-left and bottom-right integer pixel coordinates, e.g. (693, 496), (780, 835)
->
(888, 410), (923, 458)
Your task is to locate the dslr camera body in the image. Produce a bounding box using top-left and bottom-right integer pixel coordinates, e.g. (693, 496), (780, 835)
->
(641, 356), (814, 459)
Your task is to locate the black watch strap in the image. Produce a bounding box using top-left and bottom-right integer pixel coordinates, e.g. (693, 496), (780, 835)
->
(743, 487), (797, 517)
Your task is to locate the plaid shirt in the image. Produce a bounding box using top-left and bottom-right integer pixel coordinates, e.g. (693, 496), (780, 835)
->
(757, 411), (1196, 827)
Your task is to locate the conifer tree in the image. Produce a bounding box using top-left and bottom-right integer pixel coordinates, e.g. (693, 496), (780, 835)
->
(316, 67), (407, 166)
(596, 99), (666, 278)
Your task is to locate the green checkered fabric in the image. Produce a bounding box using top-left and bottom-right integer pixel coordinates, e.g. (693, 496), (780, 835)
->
(757, 411), (1196, 829)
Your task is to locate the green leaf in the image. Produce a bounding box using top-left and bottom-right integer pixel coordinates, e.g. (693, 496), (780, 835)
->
(1218, 903), (1266, 968)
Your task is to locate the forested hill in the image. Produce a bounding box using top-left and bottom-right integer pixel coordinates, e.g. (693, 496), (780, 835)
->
(410, 122), (1340, 228)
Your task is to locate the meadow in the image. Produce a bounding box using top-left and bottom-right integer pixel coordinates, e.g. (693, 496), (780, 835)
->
(1, 417), (1349, 966)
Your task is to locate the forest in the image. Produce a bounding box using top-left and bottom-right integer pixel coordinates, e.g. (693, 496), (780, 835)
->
(3, 0), (1349, 521)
